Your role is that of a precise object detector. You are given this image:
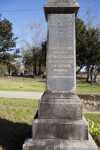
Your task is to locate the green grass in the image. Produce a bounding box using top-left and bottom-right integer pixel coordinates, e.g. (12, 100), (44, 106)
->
(84, 113), (100, 124)
(76, 75), (100, 94)
(0, 76), (100, 93)
(0, 76), (45, 92)
(0, 97), (39, 150)
(77, 81), (100, 93)
(0, 97), (99, 150)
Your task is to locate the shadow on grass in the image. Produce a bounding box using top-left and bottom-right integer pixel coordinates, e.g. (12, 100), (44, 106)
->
(0, 118), (31, 150)
(0, 112), (38, 150)
(76, 76), (87, 80)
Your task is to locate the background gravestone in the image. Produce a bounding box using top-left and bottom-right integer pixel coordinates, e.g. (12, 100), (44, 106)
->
(23, 0), (99, 149)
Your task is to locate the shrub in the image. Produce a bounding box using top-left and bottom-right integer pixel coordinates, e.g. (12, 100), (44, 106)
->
(88, 120), (100, 138)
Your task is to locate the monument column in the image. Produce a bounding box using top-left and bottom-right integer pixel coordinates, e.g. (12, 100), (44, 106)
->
(38, 0), (82, 120)
(23, 0), (99, 149)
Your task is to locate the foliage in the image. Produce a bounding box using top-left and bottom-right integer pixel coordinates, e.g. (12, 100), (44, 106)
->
(76, 18), (100, 82)
(84, 113), (100, 124)
(0, 16), (20, 75)
(0, 17), (16, 63)
(85, 28), (100, 66)
(22, 41), (47, 76)
(76, 18), (87, 72)
(41, 41), (47, 67)
(0, 63), (7, 75)
(20, 20), (46, 76)
(22, 48), (33, 74)
(88, 120), (100, 138)
(84, 113), (100, 147)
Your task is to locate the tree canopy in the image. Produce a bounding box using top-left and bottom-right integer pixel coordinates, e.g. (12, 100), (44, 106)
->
(76, 18), (100, 82)
(0, 16), (20, 75)
(76, 18), (87, 73)
(21, 17), (100, 81)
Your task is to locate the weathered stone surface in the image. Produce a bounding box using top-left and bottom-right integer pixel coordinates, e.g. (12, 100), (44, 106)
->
(23, 134), (98, 150)
(46, 14), (76, 93)
(22, 0), (99, 149)
(32, 117), (88, 140)
(48, 0), (76, 3)
(44, 0), (80, 21)
(39, 101), (82, 119)
(38, 93), (82, 119)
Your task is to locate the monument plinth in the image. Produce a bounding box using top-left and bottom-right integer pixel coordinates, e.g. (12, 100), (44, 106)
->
(23, 0), (99, 149)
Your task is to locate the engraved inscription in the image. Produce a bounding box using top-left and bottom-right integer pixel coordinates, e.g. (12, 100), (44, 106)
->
(47, 14), (75, 92)
(53, 51), (68, 54)
(48, 46), (73, 50)
(48, 76), (74, 78)
(48, 60), (73, 63)
(54, 69), (68, 72)
(51, 64), (71, 67)
(57, 41), (66, 45)
(49, 55), (73, 58)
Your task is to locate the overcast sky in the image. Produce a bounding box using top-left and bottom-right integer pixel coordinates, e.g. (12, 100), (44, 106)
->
(0, 0), (100, 48)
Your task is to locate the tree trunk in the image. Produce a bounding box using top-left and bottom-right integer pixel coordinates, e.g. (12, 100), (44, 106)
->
(87, 64), (91, 82)
(90, 66), (94, 83)
(38, 60), (41, 76)
(33, 52), (37, 76)
(8, 63), (11, 75)
(94, 75), (98, 83)
(90, 74), (94, 84)
(76, 66), (83, 74)
(94, 70), (98, 83)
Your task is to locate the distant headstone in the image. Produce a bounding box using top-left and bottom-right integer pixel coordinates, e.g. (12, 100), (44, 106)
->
(23, 0), (99, 149)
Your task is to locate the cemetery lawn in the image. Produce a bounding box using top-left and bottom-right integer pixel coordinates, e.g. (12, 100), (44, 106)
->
(0, 76), (100, 93)
(0, 97), (100, 150)
(84, 113), (100, 124)
(0, 97), (39, 150)
(76, 75), (100, 94)
(0, 76), (45, 92)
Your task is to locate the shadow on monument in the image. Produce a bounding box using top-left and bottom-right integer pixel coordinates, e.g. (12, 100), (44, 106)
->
(0, 112), (38, 150)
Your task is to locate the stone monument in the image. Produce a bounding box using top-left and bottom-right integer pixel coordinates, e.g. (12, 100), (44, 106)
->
(23, 0), (99, 149)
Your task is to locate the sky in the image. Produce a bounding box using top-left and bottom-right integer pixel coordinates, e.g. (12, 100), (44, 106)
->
(0, 0), (100, 48)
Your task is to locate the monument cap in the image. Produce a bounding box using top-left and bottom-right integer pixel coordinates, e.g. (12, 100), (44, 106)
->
(48, 0), (76, 3)
(44, 0), (80, 21)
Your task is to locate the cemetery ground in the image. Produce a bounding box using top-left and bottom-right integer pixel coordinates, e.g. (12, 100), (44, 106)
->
(0, 75), (100, 93)
(0, 97), (100, 150)
(0, 76), (100, 150)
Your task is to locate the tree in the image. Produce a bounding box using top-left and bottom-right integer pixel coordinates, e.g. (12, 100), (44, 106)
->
(76, 18), (87, 73)
(0, 16), (20, 75)
(22, 48), (33, 75)
(22, 44), (47, 76)
(85, 28), (100, 82)
(76, 18), (100, 83)
(36, 41), (47, 75)
(41, 41), (47, 68)
(0, 63), (7, 75)
(21, 20), (46, 76)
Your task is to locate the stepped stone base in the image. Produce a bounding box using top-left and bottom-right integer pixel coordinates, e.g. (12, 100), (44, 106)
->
(38, 92), (82, 120)
(32, 117), (88, 140)
(22, 92), (99, 150)
(23, 134), (98, 150)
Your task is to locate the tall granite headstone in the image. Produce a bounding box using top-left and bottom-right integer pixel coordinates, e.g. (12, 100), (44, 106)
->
(23, 0), (99, 149)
